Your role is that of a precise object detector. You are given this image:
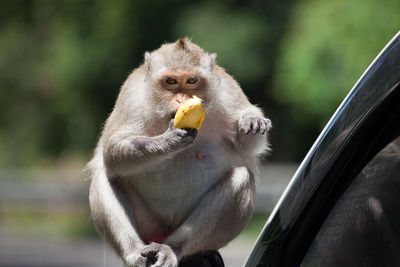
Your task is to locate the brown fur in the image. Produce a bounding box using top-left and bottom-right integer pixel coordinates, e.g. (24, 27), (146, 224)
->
(175, 37), (188, 50)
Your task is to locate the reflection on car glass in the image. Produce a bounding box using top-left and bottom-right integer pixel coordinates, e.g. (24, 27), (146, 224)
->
(303, 136), (400, 267)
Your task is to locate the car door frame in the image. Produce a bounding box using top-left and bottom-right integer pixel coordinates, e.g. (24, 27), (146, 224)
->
(245, 31), (400, 267)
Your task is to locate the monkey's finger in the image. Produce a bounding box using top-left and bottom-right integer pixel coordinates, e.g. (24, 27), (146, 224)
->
(265, 118), (273, 132)
(259, 118), (272, 135)
(152, 249), (177, 267)
(260, 119), (269, 134)
(141, 244), (159, 260)
(168, 119), (175, 130)
(176, 128), (189, 138)
(152, 254), (167, 267)
(252, 120), (260, 134)
(240, 121), (252, 134)
(260, 126), (266, 135)
(140, 251), (157, 261)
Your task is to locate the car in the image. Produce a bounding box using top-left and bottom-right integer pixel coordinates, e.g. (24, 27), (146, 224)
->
(245, 30), (400, 267)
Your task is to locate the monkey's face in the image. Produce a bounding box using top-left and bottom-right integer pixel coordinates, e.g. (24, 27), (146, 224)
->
(144, 38), (216, 120)
(157, 70), (209, 118)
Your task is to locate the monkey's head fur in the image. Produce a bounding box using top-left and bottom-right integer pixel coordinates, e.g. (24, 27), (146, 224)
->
(144, 38), (218, 120)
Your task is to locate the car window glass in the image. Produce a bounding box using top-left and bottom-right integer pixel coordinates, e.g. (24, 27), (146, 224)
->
(302, 136), (400, 267)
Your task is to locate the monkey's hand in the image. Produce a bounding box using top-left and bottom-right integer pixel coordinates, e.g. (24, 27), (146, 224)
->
(164, 119), (197, 151)
(126, 242), (178, 267)
(239, 117), (272, 135)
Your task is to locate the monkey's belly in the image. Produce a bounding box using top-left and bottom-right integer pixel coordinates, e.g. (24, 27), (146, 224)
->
(130, 143), (234, 227)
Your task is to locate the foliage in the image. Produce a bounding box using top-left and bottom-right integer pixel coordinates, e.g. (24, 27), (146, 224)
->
(0, 0), (398, 166)
(274, 0), (400, 124)
(0, 0), (197, 166)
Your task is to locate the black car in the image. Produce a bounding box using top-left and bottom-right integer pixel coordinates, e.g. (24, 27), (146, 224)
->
(245, 31), (400, 267)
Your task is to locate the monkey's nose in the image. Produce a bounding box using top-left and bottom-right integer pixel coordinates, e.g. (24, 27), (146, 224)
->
(175, 93), (191, 104)
(176, 97), (188, 104)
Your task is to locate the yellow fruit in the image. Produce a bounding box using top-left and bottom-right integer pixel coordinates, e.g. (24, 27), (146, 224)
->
(174, 96), (205, 130)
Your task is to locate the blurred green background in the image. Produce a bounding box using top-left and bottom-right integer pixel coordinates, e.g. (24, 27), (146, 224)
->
(0, 0), (398, 265)
(1, 0), (398, 166)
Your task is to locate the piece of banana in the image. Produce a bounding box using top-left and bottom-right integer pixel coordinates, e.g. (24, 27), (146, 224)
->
(174, 96), (205, 130)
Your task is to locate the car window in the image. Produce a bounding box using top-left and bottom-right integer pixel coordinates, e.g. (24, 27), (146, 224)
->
(302, 136), (400, 267)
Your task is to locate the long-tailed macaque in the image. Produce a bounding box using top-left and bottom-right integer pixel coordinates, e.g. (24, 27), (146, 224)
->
(88, 38), (271, 267)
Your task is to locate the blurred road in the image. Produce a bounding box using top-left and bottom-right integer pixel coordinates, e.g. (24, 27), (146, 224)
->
(0, 164), (296, 266)
(0, 233), (254, 267)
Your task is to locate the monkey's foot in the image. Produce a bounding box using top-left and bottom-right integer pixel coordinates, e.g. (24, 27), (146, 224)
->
(179, 250), (225, 267)
(140, 242), (178, 267)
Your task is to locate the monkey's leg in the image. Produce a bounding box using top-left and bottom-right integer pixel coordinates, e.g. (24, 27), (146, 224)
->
(89, 167), (178, 267)
(164, 166), (255, 259)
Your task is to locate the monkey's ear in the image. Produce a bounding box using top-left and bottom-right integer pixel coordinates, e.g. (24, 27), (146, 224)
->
(174, 37), (189, 50)
(210, 53), (217, 64)
(200, 52), (217, 71)
(209, 53), (217, 70)
(144, 52), (151, 73)
(145, 52), (151, 63)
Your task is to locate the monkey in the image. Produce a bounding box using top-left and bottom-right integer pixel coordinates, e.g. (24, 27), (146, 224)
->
(87, 38), (271, 267)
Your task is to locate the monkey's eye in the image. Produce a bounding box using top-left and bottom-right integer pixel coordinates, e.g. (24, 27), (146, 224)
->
(186, 77), (198, 84)
(166, 77), (177, 85)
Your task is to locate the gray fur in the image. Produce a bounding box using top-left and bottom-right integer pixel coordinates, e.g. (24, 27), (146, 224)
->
(88, 38), (271, 266)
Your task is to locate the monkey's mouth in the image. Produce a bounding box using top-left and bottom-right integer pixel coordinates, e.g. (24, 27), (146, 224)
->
(171, 112), (176, 119)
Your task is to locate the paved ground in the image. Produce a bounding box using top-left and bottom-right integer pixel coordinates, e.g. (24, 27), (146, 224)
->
(0, 164), (296, 266)
(0, 234), (255, 267)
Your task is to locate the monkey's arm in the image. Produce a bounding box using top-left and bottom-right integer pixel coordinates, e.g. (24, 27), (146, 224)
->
(216, 69), (271, 154)
(103, 121), (196, 176)
(224, 94), (271, 155)
(89, 164), (147, 265)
